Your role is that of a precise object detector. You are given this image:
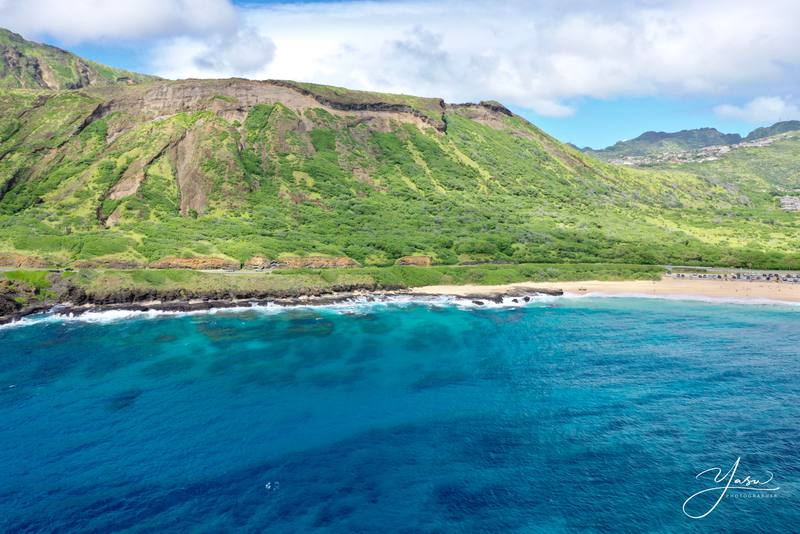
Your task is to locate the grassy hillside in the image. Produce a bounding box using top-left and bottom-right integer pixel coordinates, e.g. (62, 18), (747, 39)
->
(0, 23), (798, 273)
(650, 132), (800, 204)
(0, 77), (798, 270)
(745, 120), (800, 141)
(0, 28), (156, 89)
(587, 121), (800, 162)
(586, 128), (742, 159)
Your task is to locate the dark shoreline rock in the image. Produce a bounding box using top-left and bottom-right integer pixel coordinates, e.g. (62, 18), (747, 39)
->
(0, 289), (393, 324)
(0, 303), (53, 325)
(411, 287), (563, 301)
(0, 286), (565, 325)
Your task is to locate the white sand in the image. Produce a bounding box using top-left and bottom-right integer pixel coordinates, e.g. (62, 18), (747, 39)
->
(411, 276), (800, 303)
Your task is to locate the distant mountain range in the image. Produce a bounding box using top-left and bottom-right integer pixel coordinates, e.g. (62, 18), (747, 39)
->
(585, 121), (800, 160)
(743, 121), (800, 142)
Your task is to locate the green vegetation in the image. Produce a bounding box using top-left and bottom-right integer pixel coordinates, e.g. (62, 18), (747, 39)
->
(0, 81), (798, 271)
(745, 121), (800, 142)
(586, 127), (743, 159)
(275, 262), (662, 287)
(3, 269), (50, 290)
(1, 269), (57, 302)
(586, 120), (800, 160)
(0, 30), (798, 274)
(0, 28), (156, 90)
(0, 263), (663, 305)
(657, 133), (800, 197)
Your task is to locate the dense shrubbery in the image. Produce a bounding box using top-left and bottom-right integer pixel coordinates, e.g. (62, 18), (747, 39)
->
(1, 263), (663, 305)
(0, 87), (798, 271)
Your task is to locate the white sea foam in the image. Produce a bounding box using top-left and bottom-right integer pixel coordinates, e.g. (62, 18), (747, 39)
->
(1, 291), (796, 330)
(304, 293), (563, 313)
(0, 304), (274, 329)
(0, 294), (552, 329)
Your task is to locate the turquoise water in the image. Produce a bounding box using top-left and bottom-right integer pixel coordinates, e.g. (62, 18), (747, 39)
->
(0, 296), (798, 532)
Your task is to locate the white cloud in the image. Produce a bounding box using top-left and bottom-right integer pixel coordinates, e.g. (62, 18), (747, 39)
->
(0, 0), (237, 42)
(3, 0), (800, 118)
(153, 29), (276, 79)
(229, 0), (800, 116)
(715, 96), (800, 123)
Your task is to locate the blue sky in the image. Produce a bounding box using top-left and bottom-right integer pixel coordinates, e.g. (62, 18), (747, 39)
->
(2, 0), (799, 148)
(514, 98), (763, 149)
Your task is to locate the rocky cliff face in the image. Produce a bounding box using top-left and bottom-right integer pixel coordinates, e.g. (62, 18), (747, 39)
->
(149, 256), (241, 270)
(63, 78), (465, 222)
(395, 255), (432, 266)
(2, 73), (555, 267)
(83, 78), (447, 134)
(0, 252), (47, 268)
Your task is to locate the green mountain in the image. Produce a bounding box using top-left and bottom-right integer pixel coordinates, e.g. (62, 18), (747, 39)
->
(588, 121), (800, 161)
(0, 30), (798, 270)
(647, 130), (800, 198)
(0, 28), (156, 90)
(744, 120), (800, 142)
(585, 128), (742, 159)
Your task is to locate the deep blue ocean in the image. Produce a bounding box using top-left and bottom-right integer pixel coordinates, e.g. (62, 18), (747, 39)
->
(0, 296), (798, 532)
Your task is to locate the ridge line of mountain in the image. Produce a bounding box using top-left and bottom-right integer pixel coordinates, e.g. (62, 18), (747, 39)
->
(585, 120), (800, 159)
(1, 25), (799, 277)
(1, 26), (524, 136)
(0, 27), (158, 90)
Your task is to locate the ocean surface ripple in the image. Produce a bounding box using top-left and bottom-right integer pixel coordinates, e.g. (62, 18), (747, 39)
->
(0, 297), (797, 532)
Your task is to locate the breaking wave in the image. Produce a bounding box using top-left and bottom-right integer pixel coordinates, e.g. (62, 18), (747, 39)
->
(2, 290), (797, 330)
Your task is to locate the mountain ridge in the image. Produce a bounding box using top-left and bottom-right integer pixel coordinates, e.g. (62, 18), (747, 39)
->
(586, 121), (800, 160)
(0, 27), (157, 90)
(0, 28), (798, 271)
(744, 120), (800, 141)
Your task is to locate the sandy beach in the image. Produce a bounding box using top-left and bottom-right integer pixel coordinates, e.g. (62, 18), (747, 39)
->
(411, 276), (800, 303)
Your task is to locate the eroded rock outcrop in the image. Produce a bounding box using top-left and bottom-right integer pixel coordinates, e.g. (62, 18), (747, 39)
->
(244, 256), (270, 269)
(446, 101), (514, 130)
(106, 137), (178, 201)
(0, 252), (48, 268)
(273, 256), (360, 269)
(83, 78), (446, 138)
(0, 279), (34, 315)
(73, 258), (145, 269)
(396, 255), (432, 266)
(171, 126), (213, 216)
(149, 256), (240, 270)
(243, 256), (360, 269)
